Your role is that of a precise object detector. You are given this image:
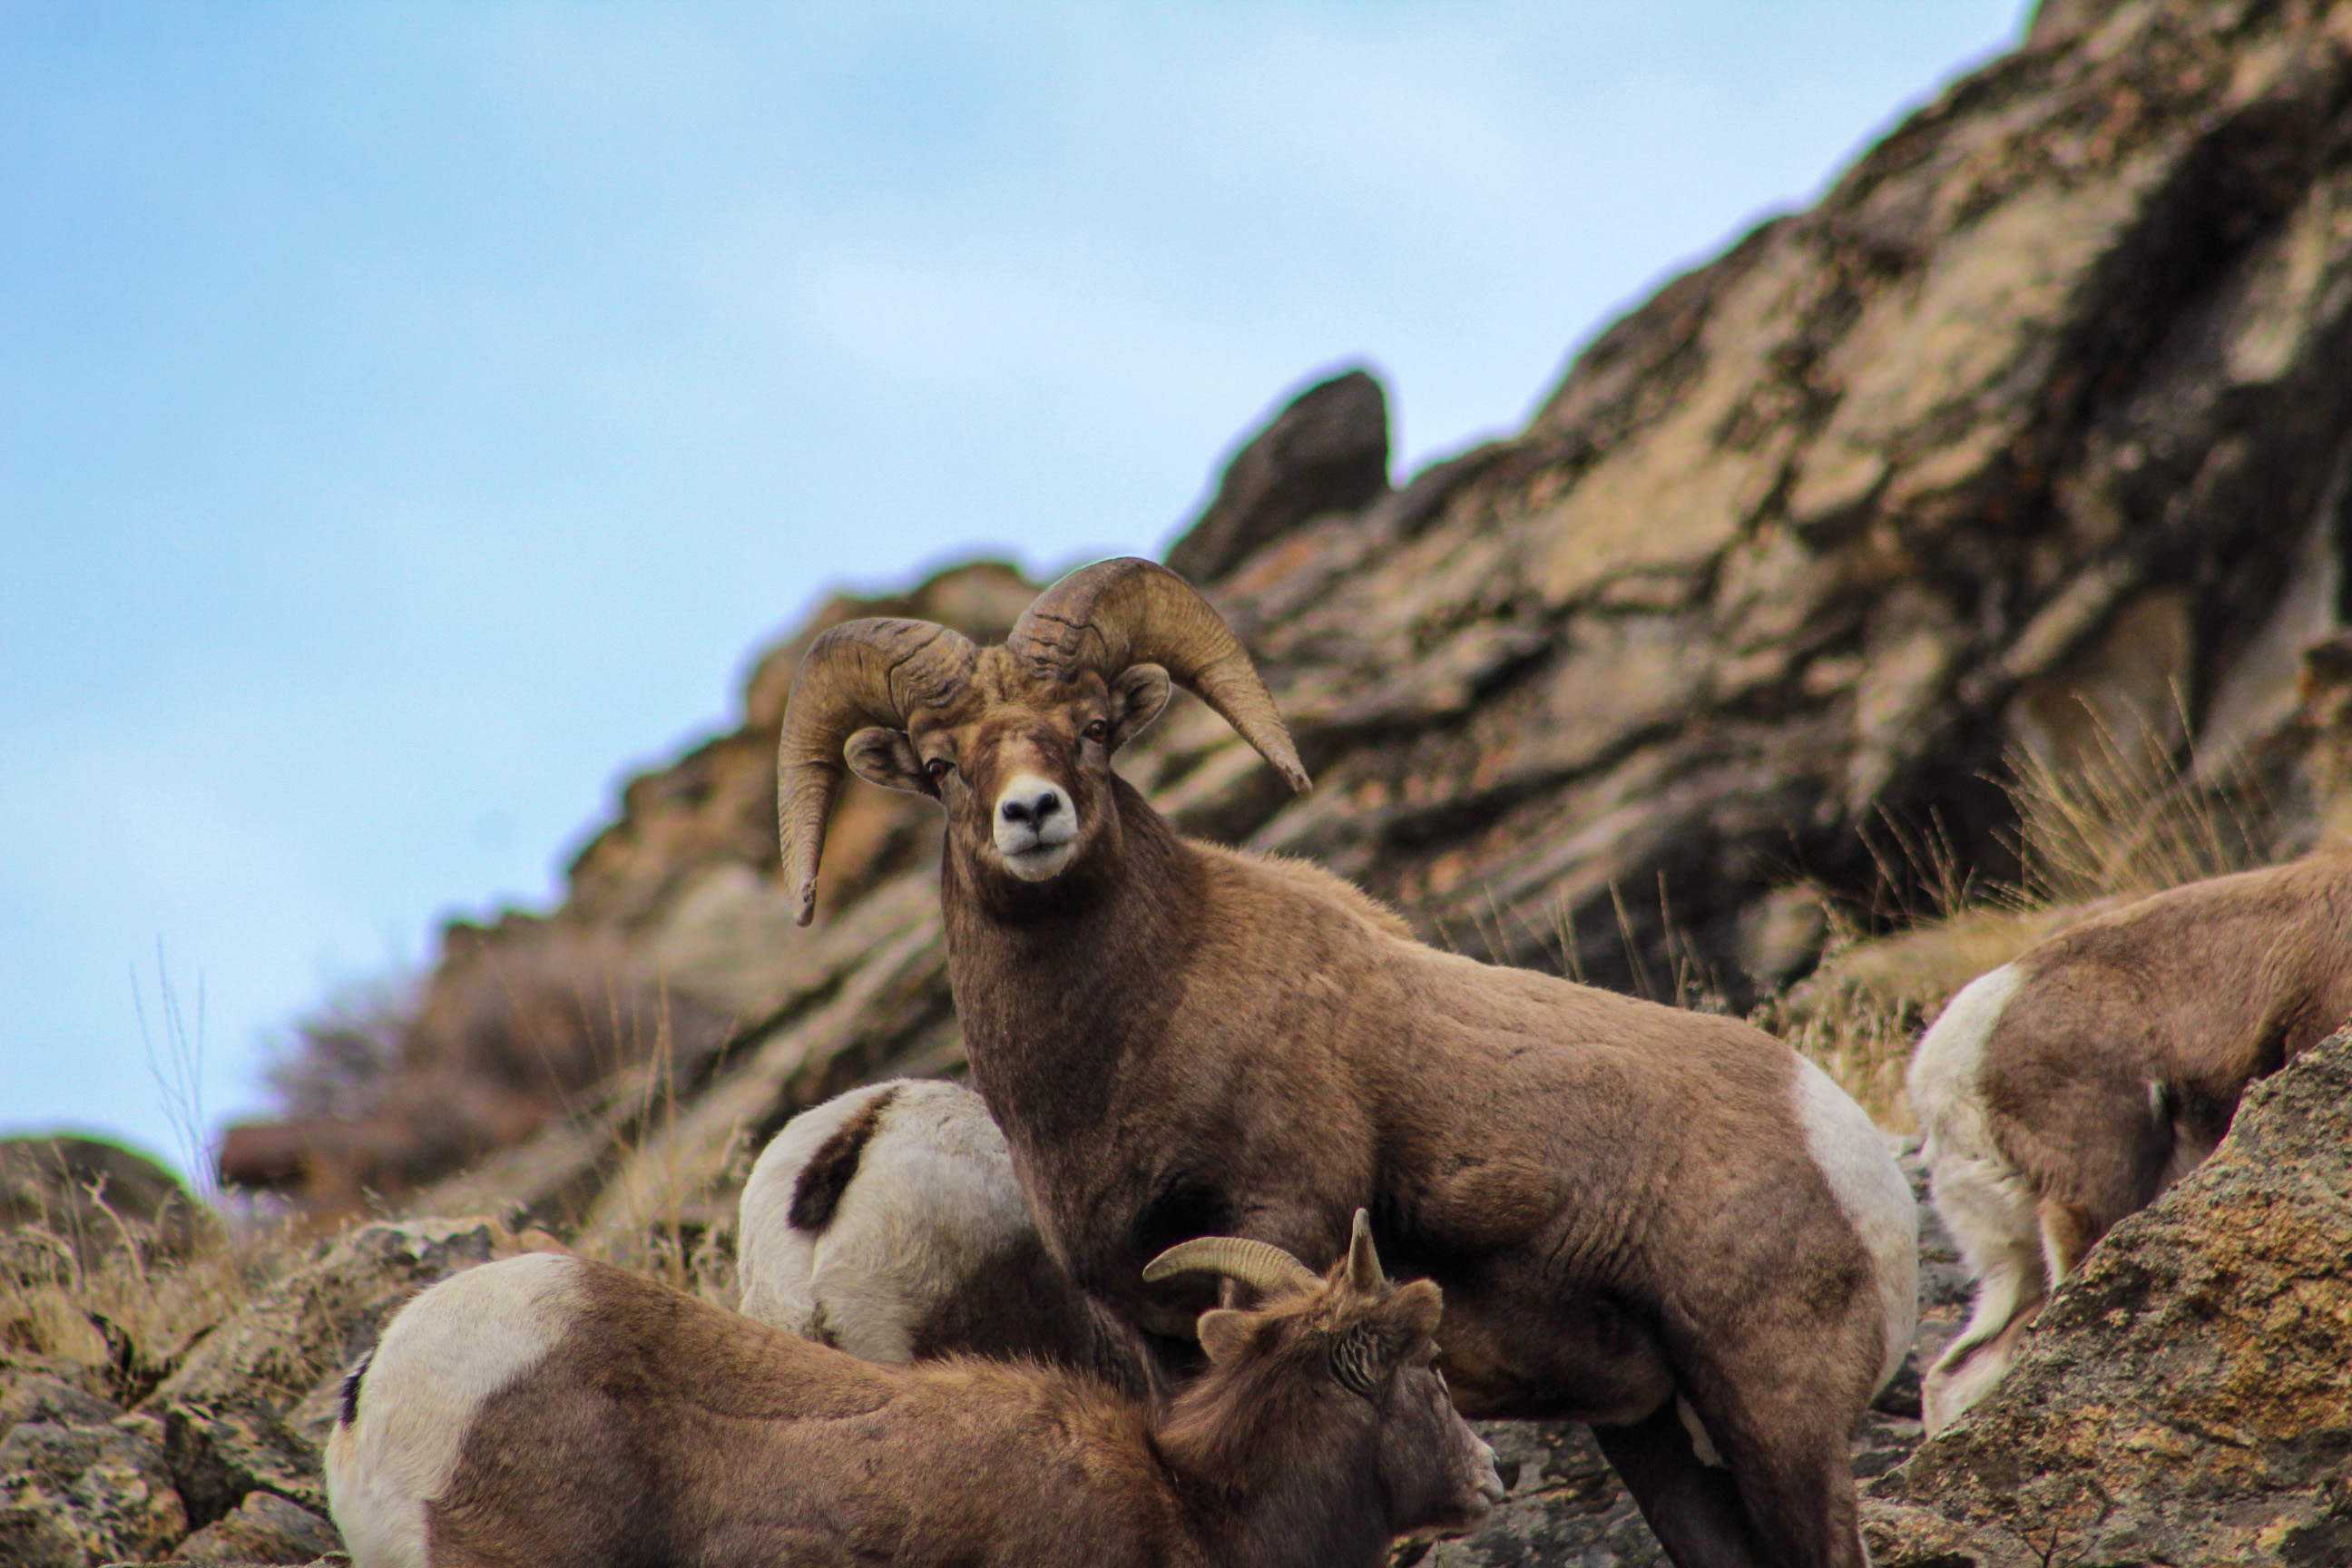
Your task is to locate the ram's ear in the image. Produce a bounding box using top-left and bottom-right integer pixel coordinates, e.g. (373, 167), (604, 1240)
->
(1196, 1308), (1258, 1366)
(1109, 663), (1172, 750)
(845, 727), (931, 796)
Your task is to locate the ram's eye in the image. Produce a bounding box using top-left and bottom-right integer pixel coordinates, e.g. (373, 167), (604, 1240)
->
(925, 758), (955, 781)
(1083, 720), (1110, 743)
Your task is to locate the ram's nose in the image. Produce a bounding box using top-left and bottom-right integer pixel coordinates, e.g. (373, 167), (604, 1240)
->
(999, 783), (1064, 828)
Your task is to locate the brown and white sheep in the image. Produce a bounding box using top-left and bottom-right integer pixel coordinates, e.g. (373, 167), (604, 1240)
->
(325, 1216), (1502, 1568)
(736, 1078), (1151, 1392)
(776, 556), (1916, 1568)
(1908, 847), (2352, 1431)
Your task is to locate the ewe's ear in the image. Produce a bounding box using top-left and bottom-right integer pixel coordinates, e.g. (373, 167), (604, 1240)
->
(845, 727), (932, 796)
(1196, 1308), (1257, 1366)
(1334, 1281), (1445, 1393)
(1381, 1279), (1444, 1347)
(1109, 663), (1172, 750)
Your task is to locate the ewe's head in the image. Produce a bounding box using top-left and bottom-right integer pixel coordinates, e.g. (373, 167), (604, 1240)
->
(777, 558), (1308, 923)
(1145, 1213), (1504, 1541)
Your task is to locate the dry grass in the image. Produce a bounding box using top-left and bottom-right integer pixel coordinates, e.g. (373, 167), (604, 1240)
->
(565, 1003), (748, 1308)
(2006, 702), (2271, 905)
(0, 1198), (277, 1405)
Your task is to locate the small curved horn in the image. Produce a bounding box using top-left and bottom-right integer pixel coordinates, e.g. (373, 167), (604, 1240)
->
(1143, 1235), (1320, 1299)
(1345, 1209), (1385, 1293)
(777, 618), (978, 926)
(1007, 558), (1309, 792)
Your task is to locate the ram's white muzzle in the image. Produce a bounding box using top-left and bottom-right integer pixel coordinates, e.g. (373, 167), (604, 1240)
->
(993, 772), (1078, 880)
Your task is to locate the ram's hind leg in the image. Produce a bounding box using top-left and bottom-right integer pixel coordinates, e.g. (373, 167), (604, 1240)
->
(1592, 1401), (1770, 1568)
(1654, 1299), (1879, 1568)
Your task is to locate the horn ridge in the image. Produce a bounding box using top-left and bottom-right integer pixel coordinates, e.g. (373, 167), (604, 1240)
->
(777, 617), (978, 926)
(1009, 557), (1310, 793)
(1142, 1235), (1320, 1299)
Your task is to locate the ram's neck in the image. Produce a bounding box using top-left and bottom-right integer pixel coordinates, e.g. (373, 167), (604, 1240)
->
(941, 778), (1202, 1101)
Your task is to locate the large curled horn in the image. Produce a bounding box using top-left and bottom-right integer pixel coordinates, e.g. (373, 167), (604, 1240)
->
(1143, 1235), (1320, 1300)
(777, 618), (978, 926)
(1007, 557), (1310, 792)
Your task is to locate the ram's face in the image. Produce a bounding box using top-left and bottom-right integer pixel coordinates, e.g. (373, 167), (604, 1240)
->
(844, 652), (1171, 890)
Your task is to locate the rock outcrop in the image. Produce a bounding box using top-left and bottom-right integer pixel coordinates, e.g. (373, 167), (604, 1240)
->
(1162, 367), (1393, 585)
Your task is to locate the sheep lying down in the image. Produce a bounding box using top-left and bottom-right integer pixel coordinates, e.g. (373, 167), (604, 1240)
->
(736, 1076), (1149, 1393)
(326, 1215), (1503, 1568)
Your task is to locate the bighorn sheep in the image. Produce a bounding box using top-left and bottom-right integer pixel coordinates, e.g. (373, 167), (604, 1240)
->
(326, 1214), (1503, 1568)
(737, 1078), (1149, 1390)
(1908, 847), (2352, 1432)
(778, 556), (1916, 1568)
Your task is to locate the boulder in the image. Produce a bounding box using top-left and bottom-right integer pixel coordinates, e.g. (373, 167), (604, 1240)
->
(161, 1398), (327, 1529)
(171, 1490), (341, 1564)
(0, 1135), (198, 1265)
(0, 1375), (187, 1568)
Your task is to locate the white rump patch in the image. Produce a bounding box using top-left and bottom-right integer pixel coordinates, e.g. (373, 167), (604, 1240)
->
(1908, 964), (2051, 1431)
(327, 1251), (583, 1568)
(739, 1079), (1034, 1364)
(1790, 1054), (1918, 1390)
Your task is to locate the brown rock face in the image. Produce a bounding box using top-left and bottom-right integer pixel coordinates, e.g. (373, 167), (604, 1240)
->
(1873, 1022), (2352, 1568)
(250, 0), (2352, 1339)
(1162, 368), (1392, 585)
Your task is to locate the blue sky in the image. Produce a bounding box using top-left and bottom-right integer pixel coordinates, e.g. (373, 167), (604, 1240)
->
(0, 1), (2024, 1181)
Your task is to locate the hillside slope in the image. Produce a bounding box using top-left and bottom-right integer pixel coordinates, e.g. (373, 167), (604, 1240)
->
(232, 0), (2352, 1260)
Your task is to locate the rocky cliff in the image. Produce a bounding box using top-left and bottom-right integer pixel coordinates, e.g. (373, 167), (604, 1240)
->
(239, 0), (2352, 1244)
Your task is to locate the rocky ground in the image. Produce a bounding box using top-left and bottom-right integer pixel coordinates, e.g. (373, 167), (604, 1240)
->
(1, 1217), (549, 1567)
(7, 1027), (2346, 1564)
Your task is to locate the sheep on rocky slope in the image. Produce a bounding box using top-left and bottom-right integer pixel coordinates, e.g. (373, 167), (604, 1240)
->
(1908, 847), (2352, 1431)
(777, 556), (1916, 1568)
(326, 1217), (1502, 1568)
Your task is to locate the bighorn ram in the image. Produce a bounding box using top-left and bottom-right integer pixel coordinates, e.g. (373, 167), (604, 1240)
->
(737, 1078), (1148, 1389)
(778, 556), (1916, 1568)
(1908, 847), (2352, 1432)
(326, 1215), (1503, 1568)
